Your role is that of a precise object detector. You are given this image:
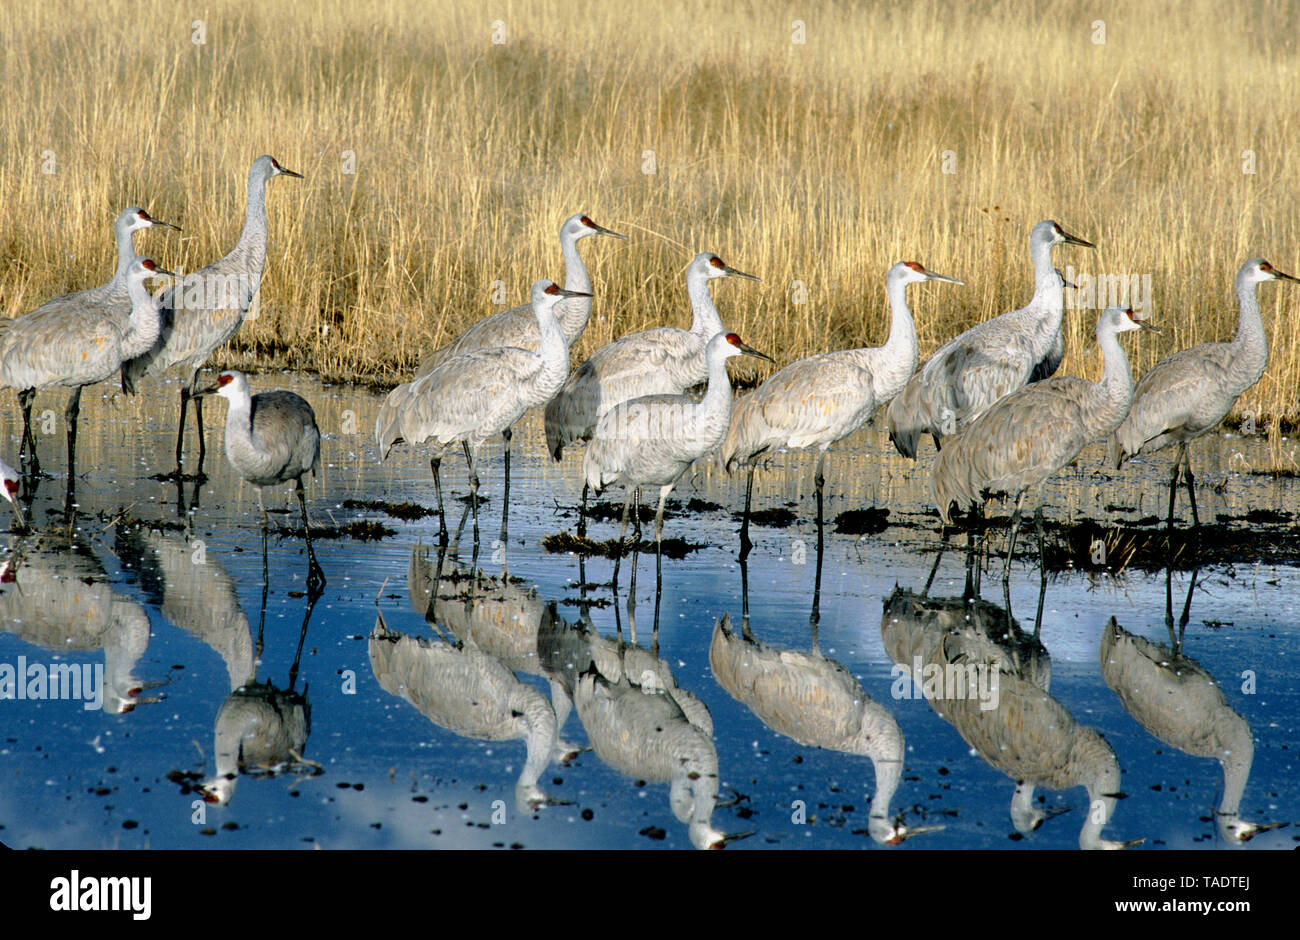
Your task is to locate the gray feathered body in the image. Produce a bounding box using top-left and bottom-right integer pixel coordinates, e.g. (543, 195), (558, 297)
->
(368, 614), (558, 807)
(545, 326), (711, 460)
(879, 588), (1126, 849)
(931, 313), (1136, 524)
(414, 294), (589, 379)
(223, 390), (321, 488)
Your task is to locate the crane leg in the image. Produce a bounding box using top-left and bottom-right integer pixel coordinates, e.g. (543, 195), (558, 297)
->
(192, 384), (207, 480)
(500, 428), (512, 548)
(578, 483), (589, 538)
(1002, 496), (1024, 613)
(1033, 507), (1046, 636)
(298, 478), (325, 591)
(739, 465), (755, 559)
(811, 495), (824, 629)
(174, 386), (190, 476)
(612, 488), (633, 591)
(739, 552), (753, 640)
(18, 388), (40, 477)
(653, 484), (672, 585)
(631, 488), (643, 543)
(463, 441), (480, 544)
(813, 450), (827, 536)
(257, 488), (268, 531)
(64, 386), (82, 500)
(1182, 446), (1199, 527)
(1166, 442), (1185, 530)
(431, 457), (448, 544)
(924, 526), (949, 596)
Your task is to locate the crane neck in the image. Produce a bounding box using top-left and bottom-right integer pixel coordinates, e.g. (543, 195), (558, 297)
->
(560, 233), (593, 295)
(534, 301), (570, 385)
(122, 275), (163, 355)
(1091, 320), (1136, 433)
(1214, 711), (1255, 823)
(114, 224), (137, 285)
(699, 344), (736, 416)
(864, 274), (920, 387)
(686, 269), (724, 338)
(1231, 277), (1268, 374)
(863, 710), (905, 843)
(236, 167), (270, 254)
(1076, 730), (1123, 850)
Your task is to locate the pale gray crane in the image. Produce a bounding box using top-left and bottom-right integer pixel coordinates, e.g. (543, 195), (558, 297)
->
(0, 258), (174, 483)
(376, 280), (588, 543)
(197, 369), (323, 585)
(887, 220), (1095, 457)
(573, 659), (733, 849)
(0, 532), (158, 715)
(544, 251), (758, 466)
(29, 207), (178, 317)
(115, 525), (255, 692)
(1109, 258), (1298, 528)
(407, 541), (583, 759)
(930, 306), (1156, 606)
(0, 458), (26, 530)
(122, 155), (303, 480)
(710, 612), (942, 845)
(369, 611), (564, 812)
(1100, 614), (1282, 844)
(722, 261), (962, 551)
(583, 330), (773, 577)
(881, 589), (1142, 849)
(414, 213), (626, 378)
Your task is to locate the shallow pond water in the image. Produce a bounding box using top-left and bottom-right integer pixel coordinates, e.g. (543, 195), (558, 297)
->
(0, 374), (1296, 850)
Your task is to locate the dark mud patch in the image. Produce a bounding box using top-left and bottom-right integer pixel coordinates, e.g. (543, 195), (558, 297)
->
(283, 520), (396, 541)
(834, 507), (890, 534)
(581, 497), (721, 524)
(342, 498), (438, 522)
(731, 506), (799, 528)
(1037, 520), (1300, 572)
(541, 532), (704, 559)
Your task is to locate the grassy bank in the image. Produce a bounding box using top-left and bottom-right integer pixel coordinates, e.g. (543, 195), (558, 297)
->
(3, 0), (1298, 463)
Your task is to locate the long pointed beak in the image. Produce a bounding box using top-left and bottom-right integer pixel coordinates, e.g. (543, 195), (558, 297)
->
(193, 380), (222, 397)
(7, 497), (25, 531)
(1274, 268), (1300, 283)
(924, 271), (964, 286)
(280, 167), (304, 179)
(150, 267), (178, 279)
(1060, 228), (1095, 249)
(738, 342), (775, 363)
(722, 264), (760, 282)
(592, 222), (628, 240)
(557, 288), (593, 299)
(152, 219), (182, 232)
(1138, 321), (1161, 333)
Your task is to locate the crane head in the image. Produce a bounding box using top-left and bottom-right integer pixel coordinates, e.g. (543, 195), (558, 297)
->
(1035, 219), (1094, 250)
(566, 213), (628, 241)
(1250, 258), (1299, 284)
(701, 253), (760, 282)
(717, 331), (775, 363)
(895, 261), (964, 286)
(128, 257), (177, 281)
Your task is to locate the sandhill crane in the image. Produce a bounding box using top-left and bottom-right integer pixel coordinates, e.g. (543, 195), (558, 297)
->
(197, 369), (323, 585)
(30, 207), (178, 317)
(544, 252), (758, 467)
(1109, 258), (1298, 528)
(376, 281), (588, 543)
(0, 458), (25, 530)
(115, 525), (254, 692)
(1100, 612), (1281, 844)
(408, 542), (583, 758)
(0, 258), (173, 483)
(122, 155), (303, 480)
(0, 532), (158, 714)
(583, 331), (773, 577)
(887, 221), (1094, 457)
(414, 213), (626, 378)
(710, 612), (941, 845)
(199, 678), (313, 806)
(722, 261), (962, 551)
(931, 306), (1156, 606)
(368, 611), (564, 812)
(881, 589), (1142, 849)
(572, 658), (733, 849)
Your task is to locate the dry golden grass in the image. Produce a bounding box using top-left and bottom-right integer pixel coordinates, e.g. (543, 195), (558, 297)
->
(3, 0), (1299, 463)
